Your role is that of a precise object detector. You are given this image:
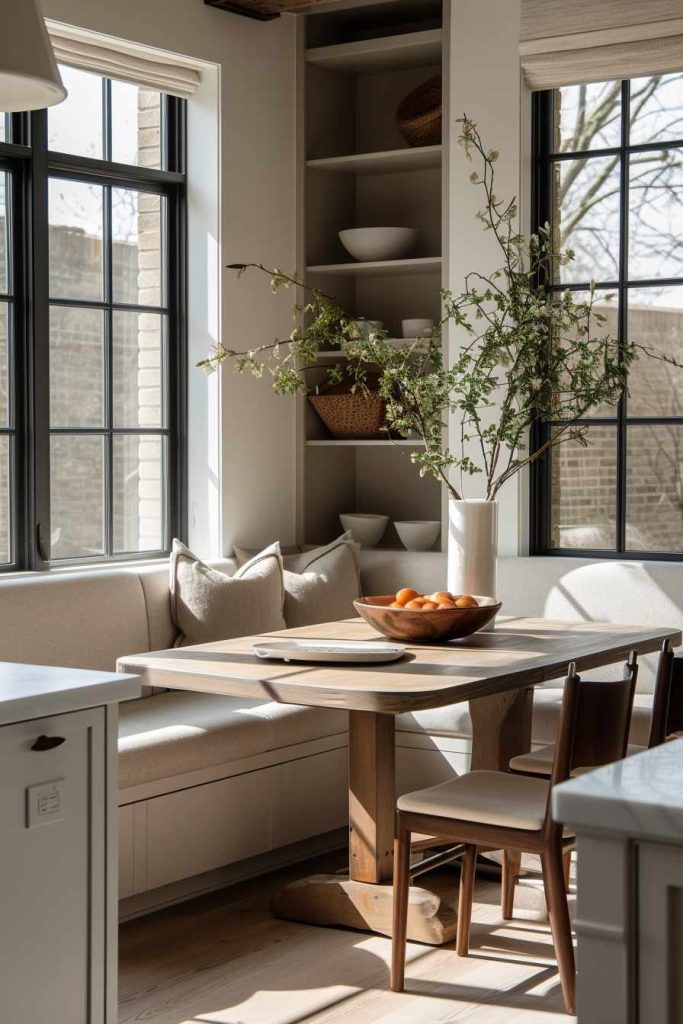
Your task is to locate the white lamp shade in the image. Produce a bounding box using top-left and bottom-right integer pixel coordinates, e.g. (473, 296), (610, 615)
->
(0, 0), (66, 111)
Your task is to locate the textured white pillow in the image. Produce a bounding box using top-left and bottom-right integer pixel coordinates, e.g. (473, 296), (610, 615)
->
(169, 539), (285, 646)
(283, 533), (361, 628)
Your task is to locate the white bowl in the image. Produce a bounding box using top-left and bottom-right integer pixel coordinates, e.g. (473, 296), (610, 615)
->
(395, 520), (441, 551)
(339, 227), (418, 263)
(340, 513), (389, 548)
(402, 318), (435, 338)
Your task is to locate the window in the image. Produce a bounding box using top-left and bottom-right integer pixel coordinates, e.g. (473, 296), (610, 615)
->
(0, 66), (185, 569)
(531, 75), (683, 558)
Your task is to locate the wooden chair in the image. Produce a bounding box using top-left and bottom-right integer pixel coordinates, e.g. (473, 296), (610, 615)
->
(508, 639), (674, 778)
(391, 653), (639, 1016)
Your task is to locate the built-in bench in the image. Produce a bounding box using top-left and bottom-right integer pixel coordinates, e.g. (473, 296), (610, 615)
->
(0, 552), (678, 915)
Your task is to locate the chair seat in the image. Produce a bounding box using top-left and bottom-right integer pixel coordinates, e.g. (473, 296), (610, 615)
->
(397, 770), (551, 831)
(509, 741), (646, 776)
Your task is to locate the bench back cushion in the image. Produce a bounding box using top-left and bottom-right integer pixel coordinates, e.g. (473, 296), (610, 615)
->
(0, 571), (150, 671)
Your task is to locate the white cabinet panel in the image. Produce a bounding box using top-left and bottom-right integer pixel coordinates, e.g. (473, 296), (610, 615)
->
(271, 747), (348, 848)
(146, 769), (272, 889)
(0, 708), (105, 1024)
(637, 841), (683, 1023)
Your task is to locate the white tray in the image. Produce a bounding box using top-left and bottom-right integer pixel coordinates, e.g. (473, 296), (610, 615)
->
(253, 639), (405, 664)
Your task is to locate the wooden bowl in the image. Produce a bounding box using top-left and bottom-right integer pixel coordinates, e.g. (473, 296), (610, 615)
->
(354, 594), (502, 643)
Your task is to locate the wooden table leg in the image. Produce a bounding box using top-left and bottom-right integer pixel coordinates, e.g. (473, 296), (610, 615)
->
(272, 708), (457, 944)
(469, 685), (534, 771)
(349, 710), (395, 884)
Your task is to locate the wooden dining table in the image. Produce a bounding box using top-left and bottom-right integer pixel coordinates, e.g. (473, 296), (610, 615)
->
(118, 615), (680, 944)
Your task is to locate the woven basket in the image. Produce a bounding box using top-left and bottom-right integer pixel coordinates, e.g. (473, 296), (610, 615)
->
(309, 392), (387, 439)
(396, 76), (442, 148)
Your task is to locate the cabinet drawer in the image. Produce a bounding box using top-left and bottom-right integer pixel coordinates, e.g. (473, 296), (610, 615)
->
(0, 708), (106, 1024)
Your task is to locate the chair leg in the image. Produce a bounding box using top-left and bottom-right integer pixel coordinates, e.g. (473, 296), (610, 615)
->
(562, 849), (572, 893)
(502, 848), (521, 920)
(456, 844), (478, 957)
(391, 827), (411, 992)
(541, 845), (576, 1015)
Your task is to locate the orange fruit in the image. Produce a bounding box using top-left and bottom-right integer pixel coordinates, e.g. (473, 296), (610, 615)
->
(395, 587), (419, 606)
(455, 595), (478, 608)
(389, 601), (403, 608)
(438, 600), (456, 609)
(422, 601), (438, 610)
(404, 598), (425, 610)
(429, 591), (452, 605)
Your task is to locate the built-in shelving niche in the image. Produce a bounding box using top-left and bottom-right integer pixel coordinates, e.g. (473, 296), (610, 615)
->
(300, 0), (445, 552)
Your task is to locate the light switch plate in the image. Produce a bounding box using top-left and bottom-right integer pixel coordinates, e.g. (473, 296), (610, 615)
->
(26, 779), (66, 828)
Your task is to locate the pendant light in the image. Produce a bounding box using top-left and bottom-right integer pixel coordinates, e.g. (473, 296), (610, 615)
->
(0, 0), (66, 111)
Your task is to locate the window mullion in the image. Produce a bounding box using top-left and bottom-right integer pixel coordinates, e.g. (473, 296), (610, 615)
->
(28, 110), (51, 569)
(615, 80), (630, 555)
(104, 184), (113, 557)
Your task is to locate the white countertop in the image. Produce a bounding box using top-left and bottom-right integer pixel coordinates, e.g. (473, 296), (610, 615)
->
(0, 662), (141, 725)
(553, 738), (683, 844)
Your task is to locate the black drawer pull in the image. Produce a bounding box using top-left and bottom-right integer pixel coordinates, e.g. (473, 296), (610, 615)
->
(31, 735), (66, 752)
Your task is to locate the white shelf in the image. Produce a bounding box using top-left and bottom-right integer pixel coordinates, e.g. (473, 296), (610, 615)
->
(315, 339), (424, 358)
(307, 256), (441, 277)
(305, 28), (443, 75)
(307, 145), (442, 176)
(306, 439), (424, 447)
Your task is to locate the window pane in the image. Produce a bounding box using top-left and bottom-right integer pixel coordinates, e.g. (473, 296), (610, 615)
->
(112, 189), (163, 306)
(50, 435), (105, 559)
(0, 171), (8, 294)
(49, 179), (104, 300)
(554, 156), (621, 284)
(48, 66), (103, 160)
(0, 301), (9, 427)
(111, 81), (162, 169)
(113, 311), (163, 428)
(0, 114), (7, 143)
(630, 74), (683, 147)
(626, 425), (683, 552)
(627, 287), (683, 417)
(629, 149), (683, 281)
(0, 435), (10, 564)
(556, 289), (619, 418)
(113, 434), (164, 553)
(555, 81), (622, 153)
(551, 426), (617, 549)
(49, 306), (104, 427)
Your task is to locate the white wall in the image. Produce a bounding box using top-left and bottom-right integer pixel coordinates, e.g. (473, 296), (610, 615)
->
(42, 0), (300, 556)
(445, 0), (529, 556)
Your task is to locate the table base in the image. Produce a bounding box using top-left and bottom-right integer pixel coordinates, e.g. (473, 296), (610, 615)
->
(271, 870), (457, 945)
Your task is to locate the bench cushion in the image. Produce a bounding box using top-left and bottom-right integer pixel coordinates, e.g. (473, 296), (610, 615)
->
(118, 691), (348, 788)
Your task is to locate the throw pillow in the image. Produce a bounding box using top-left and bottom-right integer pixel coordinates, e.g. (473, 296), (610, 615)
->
(283, 532), (361, 628)
(169, 539), (285, 646)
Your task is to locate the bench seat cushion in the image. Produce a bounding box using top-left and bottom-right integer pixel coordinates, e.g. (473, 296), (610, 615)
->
(118, 691), (348, 789)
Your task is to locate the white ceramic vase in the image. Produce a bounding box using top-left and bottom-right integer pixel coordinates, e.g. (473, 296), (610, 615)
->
(447, 498), (498, 600)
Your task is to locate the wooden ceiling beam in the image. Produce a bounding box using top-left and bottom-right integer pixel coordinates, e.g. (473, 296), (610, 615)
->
(205, 0), (349, 18)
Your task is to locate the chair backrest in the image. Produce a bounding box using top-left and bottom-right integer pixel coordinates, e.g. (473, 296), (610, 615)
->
(648, 639), (675, 748)
(666, 653), (683, 738)
(550, 652), (639, 790)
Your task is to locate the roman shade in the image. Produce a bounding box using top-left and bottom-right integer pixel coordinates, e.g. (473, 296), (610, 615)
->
(46, 23), (201, 99)
(521, 0), (683, 90)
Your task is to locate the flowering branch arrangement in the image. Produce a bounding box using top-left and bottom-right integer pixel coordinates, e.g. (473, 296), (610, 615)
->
(199, 116), (677, 501)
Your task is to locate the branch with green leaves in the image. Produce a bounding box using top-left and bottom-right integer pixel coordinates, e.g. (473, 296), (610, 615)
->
(198, 116), (680, 502)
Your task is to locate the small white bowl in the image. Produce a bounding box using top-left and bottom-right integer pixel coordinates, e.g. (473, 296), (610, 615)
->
(402, 318), (435, 338)
(395, 520), (441, 551)
(340, 513), (389, 548)
(339, 228), (418, 263)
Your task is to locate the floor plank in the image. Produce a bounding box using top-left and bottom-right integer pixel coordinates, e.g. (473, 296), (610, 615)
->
(119, 852), (575, 1024)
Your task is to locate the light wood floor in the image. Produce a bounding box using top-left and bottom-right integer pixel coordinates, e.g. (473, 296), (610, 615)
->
(119, 851), (575, 1024)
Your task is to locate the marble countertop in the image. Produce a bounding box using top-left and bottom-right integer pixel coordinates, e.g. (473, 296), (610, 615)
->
(553, 737), (683, 844)
(0, 662), (140, 725)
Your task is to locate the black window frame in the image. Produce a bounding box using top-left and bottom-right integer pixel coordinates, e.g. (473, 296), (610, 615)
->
(0, 83), (187, 572)
(530, 81), (683, 562)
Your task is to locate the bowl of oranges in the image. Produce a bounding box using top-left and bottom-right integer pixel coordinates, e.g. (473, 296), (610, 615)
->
(354, 588), (501, 642)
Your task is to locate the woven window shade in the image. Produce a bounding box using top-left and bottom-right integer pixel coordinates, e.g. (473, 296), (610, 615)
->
(521, 0), (683, 90)
(47, 25), (201, 99)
